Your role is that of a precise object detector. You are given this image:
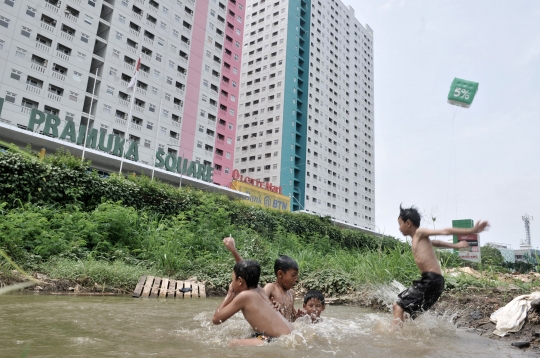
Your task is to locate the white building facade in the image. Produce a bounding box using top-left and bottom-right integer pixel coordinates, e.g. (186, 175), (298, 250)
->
(0, 0), (246, 187)
(234, 0), (374, 229)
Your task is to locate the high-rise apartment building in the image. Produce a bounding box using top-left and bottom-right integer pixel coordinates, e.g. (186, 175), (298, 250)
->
(0, 0), (245, 186)
(234, 0), (374, 229)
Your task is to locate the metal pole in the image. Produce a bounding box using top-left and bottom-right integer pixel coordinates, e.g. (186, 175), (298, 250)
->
(151, 98), (163, 181)
(118, 75), (137, 175)
(179, 146), (185, 188)
(81, 67), (99, 163)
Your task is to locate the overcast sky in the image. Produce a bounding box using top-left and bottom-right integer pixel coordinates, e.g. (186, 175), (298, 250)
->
(339, 0), (540, 248)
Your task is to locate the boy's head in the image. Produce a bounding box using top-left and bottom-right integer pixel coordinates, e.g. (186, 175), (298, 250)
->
(274, 255), (299, 290)
(398, 204), (421, 235)
(232, 260), (260, 290)
(303, 290), (325, 319)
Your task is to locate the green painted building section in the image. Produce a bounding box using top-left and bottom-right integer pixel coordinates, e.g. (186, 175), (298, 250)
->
(280, 0), (310, 211)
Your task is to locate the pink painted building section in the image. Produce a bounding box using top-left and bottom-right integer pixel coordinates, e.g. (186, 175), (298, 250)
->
(179, 0), (209, 161)
(212, 0), (245, 186)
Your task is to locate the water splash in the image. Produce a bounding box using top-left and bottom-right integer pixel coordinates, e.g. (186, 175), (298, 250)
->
(371, 280), (407, 311)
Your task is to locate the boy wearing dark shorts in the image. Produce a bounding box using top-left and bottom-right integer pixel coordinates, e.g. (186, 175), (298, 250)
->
(393, 205), (489, 326)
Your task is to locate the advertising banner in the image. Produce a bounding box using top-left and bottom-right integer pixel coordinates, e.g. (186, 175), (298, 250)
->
(231, 180), (290, 212)
(453, 219), (481, 263)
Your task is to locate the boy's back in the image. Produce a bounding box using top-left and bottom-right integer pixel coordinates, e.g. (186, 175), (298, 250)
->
(235, 287), (294, 337)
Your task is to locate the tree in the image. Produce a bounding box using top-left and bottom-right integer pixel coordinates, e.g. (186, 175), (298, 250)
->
(481, 246), (504, 266)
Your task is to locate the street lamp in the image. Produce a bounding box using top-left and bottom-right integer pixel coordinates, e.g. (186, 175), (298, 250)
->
(282, 184), (304, 211)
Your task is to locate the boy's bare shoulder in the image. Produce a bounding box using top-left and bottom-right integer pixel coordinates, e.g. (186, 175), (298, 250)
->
(413, 228), (431, 240)
(264, 282), (277, 296)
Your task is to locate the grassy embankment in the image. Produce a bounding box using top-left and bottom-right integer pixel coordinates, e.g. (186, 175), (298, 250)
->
(0, 148), (536, 296)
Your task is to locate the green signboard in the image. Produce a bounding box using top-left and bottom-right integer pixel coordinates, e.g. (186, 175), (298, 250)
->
(447, 78), (479, 108)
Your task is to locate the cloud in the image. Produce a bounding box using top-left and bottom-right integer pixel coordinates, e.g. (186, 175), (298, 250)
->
(517, 35), (540, 66)
(380, 0), (405, 12)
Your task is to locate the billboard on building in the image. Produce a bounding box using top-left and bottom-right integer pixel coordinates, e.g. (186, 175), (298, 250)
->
(231, 180), (290, 212)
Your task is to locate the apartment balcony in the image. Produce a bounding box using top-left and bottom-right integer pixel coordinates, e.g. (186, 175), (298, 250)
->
(205, 150), (213, 157)
(146, 20), (156, 29)
(180, 41), (189, 49)
(172, 121), (181, 128)
(141, 53), (151, 61)
(56, 51), (70, 61)
(143, 37), (153, 45)
(217, 139), (224, 145)
(129, 28), (140, 37)
(136, 87), (146, 96)
(211, 88), (218, 95)
(31, 62), (46, 74)
(60, 31), (74, 42)
(47, 92), (62, 102)
(169, 137), (179, 145)
(183, 25), (191, 33)
(134, 105), (144, 113)
(140, 71), (149, 78)
(40, 22), (56, 33)
(26, 84), (41, 94)
(35, 42), (51, 53)
(174, 104), (182, 111)
(115, 117), (127, 126)
(208, 119), (216, 126)
(124, 62), (135, 71)
(65, 13), (78, 23)
(21, 107), (31, 115)
(219, 109), (227, 115)
(118, 98), (130, 107)
(69, 0), (81, 4)
(148, 4), (158, 13)
(131, 122), (142, 131)
(178, 57), (188, 65)
(212, 74), (220, 82)
(176, 72), (186, 80)
(44, 1), (60, 13)
(215, 153), (223, 160)
(207, 135), (214, 141)
(121, 80), (129, 87)
(126, 44), (137, 54)
(175, 88), (185, 95)
(135, 0), (145, 3)
(51, 71), (66, 81)
(132, 11), (143, 21)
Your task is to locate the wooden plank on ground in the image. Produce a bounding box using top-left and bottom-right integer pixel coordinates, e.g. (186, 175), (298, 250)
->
(184, 282), (193, 298)
(141, 275), (154, 298)
(132, 275), (146, 298)
(176, 280), (185, 298)
(167, 280), (177, 298)
(199, 283), (206, 298)
(159, 278), (169, 298)
(149, 277), (162, 298)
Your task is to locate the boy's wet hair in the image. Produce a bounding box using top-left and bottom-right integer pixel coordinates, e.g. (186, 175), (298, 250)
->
(399, 204), (421, 228)
(304, 290), (325, 306)
(274, 255), (299, 275)
(233, 260), (261, 289)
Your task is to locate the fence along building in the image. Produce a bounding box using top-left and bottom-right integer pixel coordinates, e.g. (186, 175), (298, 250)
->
(0, 0), (245, 187)
(234, 0), (375, 229)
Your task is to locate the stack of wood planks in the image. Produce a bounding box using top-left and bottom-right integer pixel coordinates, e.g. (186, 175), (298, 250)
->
(132, 275), (206, 298)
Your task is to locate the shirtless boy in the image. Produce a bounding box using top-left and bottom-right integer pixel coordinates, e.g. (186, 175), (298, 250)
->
(223, 237), (300, 322)
(393, 205), (489, 326)
(212, 259), (294, 346)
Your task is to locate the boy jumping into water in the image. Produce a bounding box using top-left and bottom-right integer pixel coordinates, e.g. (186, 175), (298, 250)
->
(212, 259), (294, 346)
(393, 205), (489, 326)
(223, 236), (301, 322)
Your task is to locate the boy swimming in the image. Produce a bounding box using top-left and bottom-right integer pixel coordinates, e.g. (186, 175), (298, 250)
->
(393, 205), (489, 326)
(212, 259), (294, 346)
(222, 236), (301, 322)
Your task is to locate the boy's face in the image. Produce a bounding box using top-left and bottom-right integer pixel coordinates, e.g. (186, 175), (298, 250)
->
(398, 217), (413, 236)
(231, 271), (248, 293)
(303, 298), (325, 319)
(279, 269), (299, 290)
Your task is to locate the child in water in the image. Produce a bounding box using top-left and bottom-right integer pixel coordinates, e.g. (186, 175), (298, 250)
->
(223, 236), (302, 322)
(299, 290), (326, 323)
(393, 205), (489, 326)
(212, 259), (294, 346)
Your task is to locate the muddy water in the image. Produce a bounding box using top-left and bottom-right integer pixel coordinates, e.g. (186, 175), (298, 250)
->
(0, 295), (524, 357)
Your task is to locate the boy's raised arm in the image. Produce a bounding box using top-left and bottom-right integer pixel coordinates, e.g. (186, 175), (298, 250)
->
(223, 236), (243, 263)
(417, 220), (490, 238)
